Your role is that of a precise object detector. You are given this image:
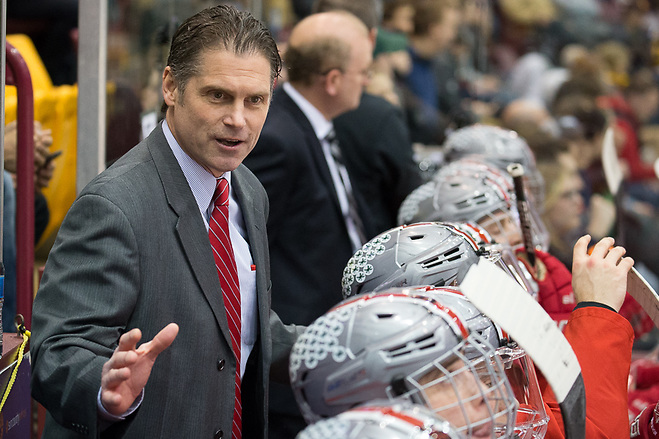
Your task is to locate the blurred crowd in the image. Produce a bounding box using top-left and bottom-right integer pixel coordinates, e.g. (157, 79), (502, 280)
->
(272, 0), (659, 288)
(274, 0), (659, 435)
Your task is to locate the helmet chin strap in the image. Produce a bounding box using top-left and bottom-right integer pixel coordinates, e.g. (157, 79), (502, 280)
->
(461, 258), (586, 439)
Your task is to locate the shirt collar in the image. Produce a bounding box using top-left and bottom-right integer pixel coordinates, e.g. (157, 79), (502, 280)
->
(162, 119), (231, 214)
(282, 82), (333, 141)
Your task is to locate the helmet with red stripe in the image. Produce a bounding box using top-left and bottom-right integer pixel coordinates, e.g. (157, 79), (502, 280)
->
(296, 401), (463, 439)
(289, 286), (518, 437)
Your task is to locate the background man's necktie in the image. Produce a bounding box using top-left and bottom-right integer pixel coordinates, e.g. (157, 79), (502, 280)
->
(209, 177), (242, 439)
(325, 129), (367, 248)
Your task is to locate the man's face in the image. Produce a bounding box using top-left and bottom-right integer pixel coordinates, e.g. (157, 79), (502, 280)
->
(335, 37), (373, 115)
(163, 49), (272, 176)
(429, 7), (461, 53)
(546, 172), (585, 235)
(477, 209), (523, 248)
(419, 358), (503, 439)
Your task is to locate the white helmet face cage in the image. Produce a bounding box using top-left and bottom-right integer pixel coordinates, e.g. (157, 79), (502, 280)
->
(289, 288), (518, 437)
(341, 223), (480, 299)
(422, 288), (548, 438)
(405, 345), (517, 438)
(443, 124), (545, 210)
(295, 401), (464, 439)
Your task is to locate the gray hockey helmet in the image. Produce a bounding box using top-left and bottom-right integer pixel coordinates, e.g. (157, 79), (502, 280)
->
(289, 286), (519, 437)
(442, 124), (545, 209)
(341, 222), (480, 299)
(398, 162), (550, 252)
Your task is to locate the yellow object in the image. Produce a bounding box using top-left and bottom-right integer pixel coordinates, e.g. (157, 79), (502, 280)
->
(0, 331), (30, 413)
(5, 34), (79, 252)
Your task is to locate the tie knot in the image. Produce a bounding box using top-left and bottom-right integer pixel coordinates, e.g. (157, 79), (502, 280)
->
(324, 129), (337, 145)
(213, 177), (230, 207)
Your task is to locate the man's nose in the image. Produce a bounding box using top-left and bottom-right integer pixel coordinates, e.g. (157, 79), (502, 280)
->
(224, 103), (247, 128)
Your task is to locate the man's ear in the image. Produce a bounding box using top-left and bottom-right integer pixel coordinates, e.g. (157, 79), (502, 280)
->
(162, 66), (178, 107)
(323, 68), (342, 97)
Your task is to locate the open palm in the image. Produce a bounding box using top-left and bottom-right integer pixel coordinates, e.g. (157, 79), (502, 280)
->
(100, 323), (179, 416)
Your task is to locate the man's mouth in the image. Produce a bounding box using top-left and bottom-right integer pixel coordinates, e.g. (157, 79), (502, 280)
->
(217, 138), (242, 147)
(471, 422), (494, 438)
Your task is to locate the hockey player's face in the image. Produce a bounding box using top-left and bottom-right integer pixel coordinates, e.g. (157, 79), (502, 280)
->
(477, 209), (523, 248)
(419, 358), (507, 438)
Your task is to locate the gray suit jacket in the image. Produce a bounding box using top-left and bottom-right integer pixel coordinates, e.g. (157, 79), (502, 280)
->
(30, 125), (299, 438)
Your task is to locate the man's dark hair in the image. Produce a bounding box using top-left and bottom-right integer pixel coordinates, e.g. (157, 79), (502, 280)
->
(165, 5), (281, 105)
(411, 0), (457, 37)
(312, 0), (383, 30)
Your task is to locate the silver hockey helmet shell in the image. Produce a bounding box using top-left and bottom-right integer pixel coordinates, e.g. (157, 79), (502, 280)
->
(289, 287), (518, 437)
(442, 124), (545, 209)
(422, 286), (506, 352)
(443, 125), (536, 174)
(397, 170), (514, 227)
(296, 401), (464, 439)
(433, 156), (550, 252)
(399, 163), (550, 252)
(440, 221), (538, 296)
(341, 223), (480, 299)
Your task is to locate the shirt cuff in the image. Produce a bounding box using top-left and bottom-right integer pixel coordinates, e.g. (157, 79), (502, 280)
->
(573, 301), (617, 313)
(97, 387), (144, 421)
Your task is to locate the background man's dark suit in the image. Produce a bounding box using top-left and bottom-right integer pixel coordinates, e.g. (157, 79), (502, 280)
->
(244, 88), (356, 326)
(31, 125), (299, 438)
(243, 87), (358, 436)
(334, 92), (423, 239)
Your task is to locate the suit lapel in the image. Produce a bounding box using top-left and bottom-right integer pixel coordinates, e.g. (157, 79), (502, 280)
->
(146, 126), (234, 349)
(275, 90), (343, 211)
(231, 166), (268, 326)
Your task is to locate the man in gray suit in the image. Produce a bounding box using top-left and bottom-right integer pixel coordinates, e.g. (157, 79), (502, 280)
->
(30, 5), (299, 438)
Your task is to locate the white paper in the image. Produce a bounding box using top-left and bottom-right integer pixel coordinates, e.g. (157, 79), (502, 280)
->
(627, 267), (659, 328)
(601, 126), (623, 196)
(461, 258), (581, 403)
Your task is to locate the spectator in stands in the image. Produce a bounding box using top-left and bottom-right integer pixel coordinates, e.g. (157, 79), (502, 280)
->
(401, 0), (461, 145)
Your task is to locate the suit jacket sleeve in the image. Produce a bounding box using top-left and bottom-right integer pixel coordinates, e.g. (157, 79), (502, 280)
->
(31, 192), (141, 437)
(268, 310), (305, 383)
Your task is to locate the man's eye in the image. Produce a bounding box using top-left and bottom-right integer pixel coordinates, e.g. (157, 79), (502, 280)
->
(213, 92), (224, 99)
(249, 96), (264, 105)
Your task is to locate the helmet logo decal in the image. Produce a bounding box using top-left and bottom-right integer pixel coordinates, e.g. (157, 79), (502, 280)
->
(289, 306), (355, 381)
(398, 181), (436, 224)
(341, 234), (391, 296)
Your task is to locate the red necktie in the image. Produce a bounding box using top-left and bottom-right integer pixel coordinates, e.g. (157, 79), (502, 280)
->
(209, 177), (242, 439)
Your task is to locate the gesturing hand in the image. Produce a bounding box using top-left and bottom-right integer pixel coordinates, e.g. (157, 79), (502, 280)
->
(571, 235), (634, 312)
(100, 323), (179, 416)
